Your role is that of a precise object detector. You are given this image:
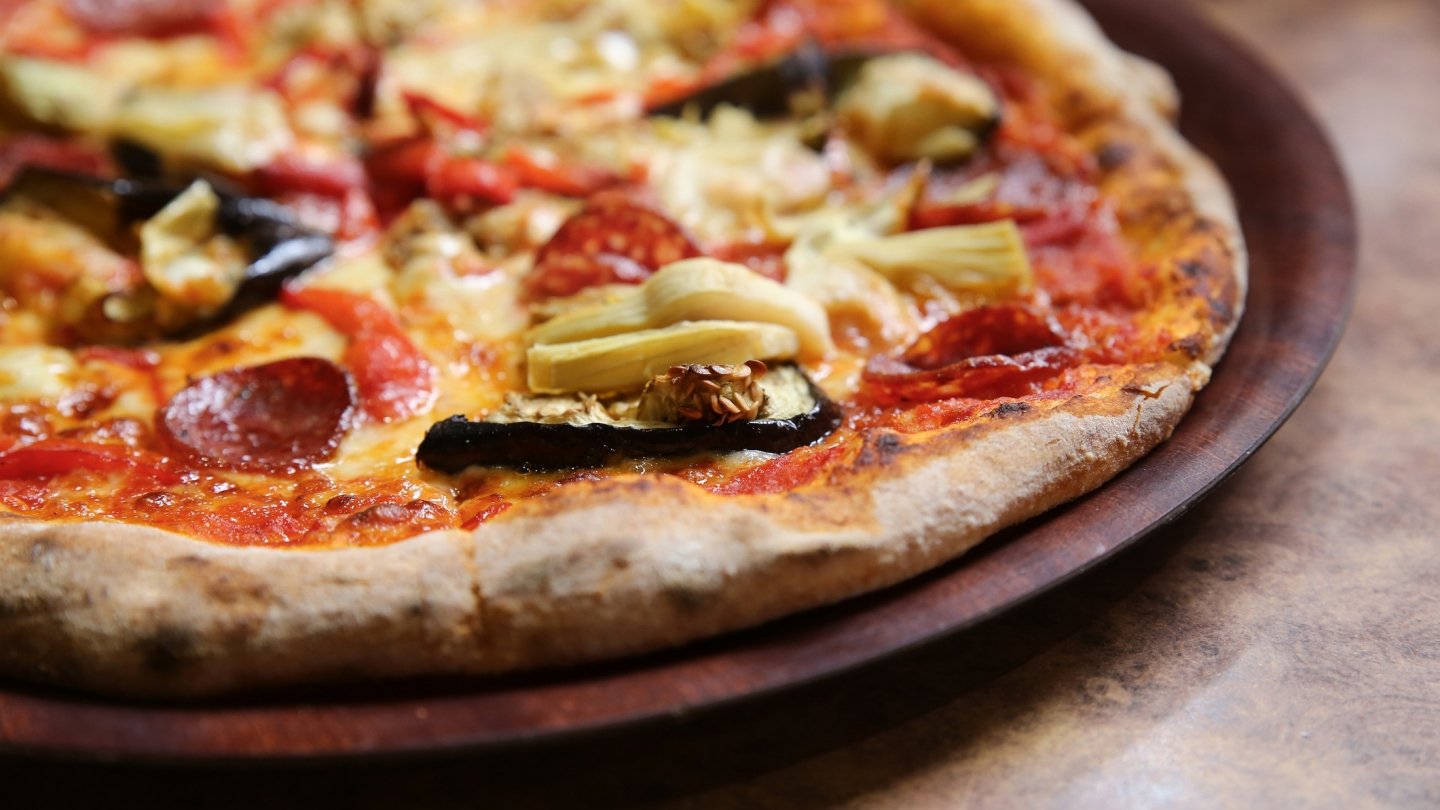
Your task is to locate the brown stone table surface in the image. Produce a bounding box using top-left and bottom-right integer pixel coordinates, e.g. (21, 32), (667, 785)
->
(3, 0), (1435, 806)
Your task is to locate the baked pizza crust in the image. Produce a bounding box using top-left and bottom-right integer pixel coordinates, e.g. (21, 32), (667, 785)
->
(0, 0), (1245, 698)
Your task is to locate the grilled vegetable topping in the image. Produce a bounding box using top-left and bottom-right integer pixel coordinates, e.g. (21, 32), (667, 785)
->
(2, 168), (332, 342)
(648, 43), (876, 119)
(832, 220), (1033, 298)
(527, 320), (799, 394)
(417, 364), (838, 472)
(834, 53), (1000, 164)
(528, 257), (833, 359)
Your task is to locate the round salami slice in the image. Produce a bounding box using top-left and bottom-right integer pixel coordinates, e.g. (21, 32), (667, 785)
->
(863, 305), (1076, 404)
(524, 198), (701, 300)
(160, 357), (354, 472)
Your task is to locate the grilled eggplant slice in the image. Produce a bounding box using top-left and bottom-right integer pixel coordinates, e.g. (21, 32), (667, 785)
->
(417, 364), (840, 473)
(648, 43), (876, 119)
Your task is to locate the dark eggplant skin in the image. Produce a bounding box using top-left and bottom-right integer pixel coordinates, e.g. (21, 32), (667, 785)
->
(648, 43), (880, 119)
(417, 381), (843, 474)
(3, 167), (332, 336)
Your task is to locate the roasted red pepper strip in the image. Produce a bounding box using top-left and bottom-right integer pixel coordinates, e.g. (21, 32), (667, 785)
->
(280, 286), (438, 423)
(64, 0), (223, 37)
(711, 440), (849, 496)
(0, 134), (111, 189)
(0, 439), (178, 484)
(425, 155), (519, 208)
(402, 91), (489, 135)
(501, 147), (622, 198)
(253, 153), (378, 239)
(366, 138), (517, 212)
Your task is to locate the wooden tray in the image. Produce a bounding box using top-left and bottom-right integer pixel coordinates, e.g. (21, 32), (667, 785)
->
(0, 0), (1355, 761)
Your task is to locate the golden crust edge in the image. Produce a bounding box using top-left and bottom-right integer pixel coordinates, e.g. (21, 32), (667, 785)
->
(0, 367), (1193, 697)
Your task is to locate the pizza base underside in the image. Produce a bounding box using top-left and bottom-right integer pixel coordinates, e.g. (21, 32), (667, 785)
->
(0, 0), (1245, 698)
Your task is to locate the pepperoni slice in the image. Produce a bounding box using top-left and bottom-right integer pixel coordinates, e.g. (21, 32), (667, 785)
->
(159, 357), (354, 472)
(862, 305), (1077, 405)
(64, 0), (222, 37)
(523, 197), (701, 300)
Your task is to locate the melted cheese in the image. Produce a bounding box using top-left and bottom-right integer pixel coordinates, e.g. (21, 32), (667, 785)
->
(0, 346), (77, 402)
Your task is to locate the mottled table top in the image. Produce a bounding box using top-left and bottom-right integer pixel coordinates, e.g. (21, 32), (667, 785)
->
(6, 0), (1437, 806)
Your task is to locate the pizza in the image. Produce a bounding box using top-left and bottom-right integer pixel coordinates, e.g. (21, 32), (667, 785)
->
(0, 0), (1243, 697)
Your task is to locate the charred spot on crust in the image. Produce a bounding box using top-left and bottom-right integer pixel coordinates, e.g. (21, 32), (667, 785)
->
(1207, 289), (1236, 326)
(1178, 259), (1209, 279)
(987, 402), (1031, 418)
(857, 431), (904, 467)
(1167, 334), (1206, 359)
(663, 583), (711, 612)
(140, 625), (199, 674)
(1096, 142), (1135, 171)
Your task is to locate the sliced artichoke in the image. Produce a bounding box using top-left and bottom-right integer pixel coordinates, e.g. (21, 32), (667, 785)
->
(526, 320), (799, 394)
(109, 87), (295, 173)
(834, 53), (1000, 164)
(2, 168), (332, 343)
(0, 56), (123, 131)
(832, 220), (1033, 299)
(527, 257), (833, 359)
(138, 180), (246, 313)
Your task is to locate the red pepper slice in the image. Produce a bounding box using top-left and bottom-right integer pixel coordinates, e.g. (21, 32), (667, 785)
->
(711, 440), (849, 496)
(0, 439), (178, 484)
(501, 147), (621, 198)
(402, 91), (489, 136)
(0, 134), (111, 190)
(365, 138), (517, 213)
(280, 286), (438, 423)
(425, 155), (519, 208)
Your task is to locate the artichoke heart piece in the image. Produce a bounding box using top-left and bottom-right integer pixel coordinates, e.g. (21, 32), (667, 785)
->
(835, 53), (1000, 165)
(528, 257), (833, 358)
(526, 320), (799, 394)
(0, 56), (123, 131)
(4, 168), (332, 342)
(109, 87), (295, 174)
(833, 220), (1033, 299)
(138, 180), (245, 313)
